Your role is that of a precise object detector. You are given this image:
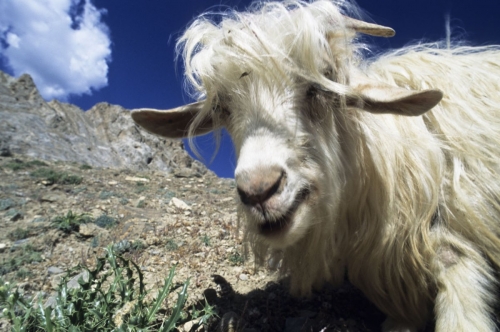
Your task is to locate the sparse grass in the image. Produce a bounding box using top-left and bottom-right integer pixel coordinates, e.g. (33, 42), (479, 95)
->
(132, 240), (147, 251)
(0, 244), (43, 276)
(30, 168), (82, 185)
(0, 246), (212, 331)
(51, 210), (92, 233)
(113, 240), (146, 255)
(99, 190), (118, 200)
(201, 235), (211, 247)
(135, 182), (148, 194)
(165, 239), (178, 251)
(7, 227), (30, 241)
(16, 267), (32, 279)
(209, 189), (226, 195)
(228, 251), (245, 266)
(79, 164), (92, 170)
(4, 159), (48, 171)
(161, 190), (176, 201)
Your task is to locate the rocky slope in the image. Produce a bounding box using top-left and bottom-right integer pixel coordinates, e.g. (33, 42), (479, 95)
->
(0, 71), (204, 174)
(0, 155), (384, 332)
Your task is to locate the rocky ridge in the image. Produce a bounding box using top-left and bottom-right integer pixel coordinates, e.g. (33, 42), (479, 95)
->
(0, 70), (204, 175)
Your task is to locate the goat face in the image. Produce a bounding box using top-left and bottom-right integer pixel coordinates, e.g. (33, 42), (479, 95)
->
(226, 78), (338, 248)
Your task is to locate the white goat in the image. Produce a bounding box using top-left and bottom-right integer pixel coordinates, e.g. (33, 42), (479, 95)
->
(131, 1), (500, 331)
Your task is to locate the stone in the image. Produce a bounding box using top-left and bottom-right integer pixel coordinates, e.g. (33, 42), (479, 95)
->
(47, 266), (64, 275)
(40, 193), (65, 202)
(5, 209), (22, 221)
(0, 243), (7, 252)
(78, 223), (103, 237)
(174, 168), (199, 178)
(66, 271), (90, 289)
(239, 273), (248, 281)
(0, 198), (16, 211)
(170, 197), (191, 210)
(125, 176), (150, 183)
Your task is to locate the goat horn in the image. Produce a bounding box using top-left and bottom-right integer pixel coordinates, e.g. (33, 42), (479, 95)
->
(343, 16), (395, 37)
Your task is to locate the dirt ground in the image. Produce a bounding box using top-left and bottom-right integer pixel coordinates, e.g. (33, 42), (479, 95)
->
(0, 155), (391, 331)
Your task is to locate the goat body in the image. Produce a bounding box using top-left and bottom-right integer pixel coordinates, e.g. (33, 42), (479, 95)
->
(132, 1), (500, 330)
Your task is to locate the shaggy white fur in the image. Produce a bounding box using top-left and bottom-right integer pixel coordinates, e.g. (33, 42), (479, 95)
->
(131, 1), (500, 331)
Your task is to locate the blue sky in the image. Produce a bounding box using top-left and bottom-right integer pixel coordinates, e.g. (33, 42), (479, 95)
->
(1, 0), (499, 178)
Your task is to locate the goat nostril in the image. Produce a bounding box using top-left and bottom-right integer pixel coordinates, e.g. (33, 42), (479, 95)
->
(237, 187), (251, 205)
(236, 168), (286, 206)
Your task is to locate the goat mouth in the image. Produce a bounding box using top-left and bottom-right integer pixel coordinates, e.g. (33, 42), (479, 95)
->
(258, 187), (310, 237)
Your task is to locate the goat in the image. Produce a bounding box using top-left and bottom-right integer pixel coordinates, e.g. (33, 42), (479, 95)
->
(131, 1), (500, 330)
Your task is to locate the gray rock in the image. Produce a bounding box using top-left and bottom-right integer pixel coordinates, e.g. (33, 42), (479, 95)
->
(66, 271), (90, 289)
(78, 223), (104, 237)
(170, 197), (191, 210)
(0, 198), (16, 211)
(5, 209), (22, 221)
(47, 266), (64, 275)
(0, 70), (209, 175)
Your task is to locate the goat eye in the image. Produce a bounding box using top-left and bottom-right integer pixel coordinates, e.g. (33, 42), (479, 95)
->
(306, 83), (328, 98)
(306, 84), (319, 98)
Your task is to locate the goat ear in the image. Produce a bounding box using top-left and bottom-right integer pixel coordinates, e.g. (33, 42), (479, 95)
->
(131, 101), (218, 138)
(349, 75), (443, 116)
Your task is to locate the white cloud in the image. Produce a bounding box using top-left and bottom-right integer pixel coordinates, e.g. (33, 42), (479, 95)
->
(0, 0), (111, 100)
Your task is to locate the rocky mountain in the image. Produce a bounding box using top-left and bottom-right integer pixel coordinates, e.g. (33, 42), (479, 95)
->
(0, 70), (206, 175)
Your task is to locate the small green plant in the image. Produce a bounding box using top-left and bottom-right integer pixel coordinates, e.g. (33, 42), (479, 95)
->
(165, 239), (178, 251)
(0, 246), (196, 331)
(228, 251), (245, 266)
(91, 236), (100, 248)
(80, 164), (92, 170)
(201, 235), (211, 247)
(51, 210), (91, 233)
(163, 190), (176, 200)
(4, 159), (26, 171)
(131, 240), (146, 251)
(30, 168), (83, 185)
(119, 197), (129, 205)
(16, 267), (32, 279)
(94, 214), (116, 229)
(7, 227), (30, 241)
(189, 298), (218, 327)
(135, 182), (148, 194)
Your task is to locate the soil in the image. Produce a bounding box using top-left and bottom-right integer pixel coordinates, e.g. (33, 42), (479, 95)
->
(0, 155), (388, 332)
